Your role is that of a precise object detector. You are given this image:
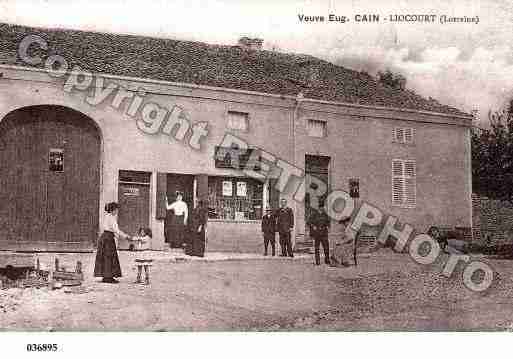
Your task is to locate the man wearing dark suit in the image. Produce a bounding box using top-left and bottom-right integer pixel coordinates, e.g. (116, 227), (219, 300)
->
(308, 206), (331, 265)
(276, 198), (294, 257)
(261, 208), (276, 256)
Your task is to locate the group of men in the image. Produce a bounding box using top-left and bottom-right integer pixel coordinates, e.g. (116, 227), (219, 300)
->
(261, 198), (358, 266)
(261, 198), (295, 257)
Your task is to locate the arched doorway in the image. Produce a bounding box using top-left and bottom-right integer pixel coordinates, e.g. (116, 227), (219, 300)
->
(0, 105), (101, 251)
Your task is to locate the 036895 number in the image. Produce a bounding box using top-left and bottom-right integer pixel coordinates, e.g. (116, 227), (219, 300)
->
(26, 344), (58, 352)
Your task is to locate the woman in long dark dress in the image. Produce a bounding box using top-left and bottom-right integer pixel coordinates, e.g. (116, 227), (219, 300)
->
(165, 191), (188, 248)
(94, 202), (129, 283)
(187, 199), (208, 257)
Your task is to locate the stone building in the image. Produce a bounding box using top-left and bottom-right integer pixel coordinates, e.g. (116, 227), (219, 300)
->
(0, 23), (473, 252)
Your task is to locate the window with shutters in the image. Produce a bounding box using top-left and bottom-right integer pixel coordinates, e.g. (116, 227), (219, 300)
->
(307, 119), (327, 138)
(227, 111), (249, 132)
(392, 159), (416, 208)
(393, 127), (415, 145)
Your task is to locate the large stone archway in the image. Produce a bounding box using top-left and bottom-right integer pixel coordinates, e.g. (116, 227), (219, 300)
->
(0, 105), (101, 251)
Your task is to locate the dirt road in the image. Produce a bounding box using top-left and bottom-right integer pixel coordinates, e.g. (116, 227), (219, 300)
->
(1, 250), (512, 331)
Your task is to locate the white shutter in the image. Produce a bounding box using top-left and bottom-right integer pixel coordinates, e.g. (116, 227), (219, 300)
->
(404, 160), (416, 206)
(393, 127), (415, 144)
(394, 128), (404, 143)
(392, 159), (404, 205)
(392, 160), (403, 176)
(405, 128), (415, 144)
(392, 159), (416, 207)
(392, 177), (404, 205)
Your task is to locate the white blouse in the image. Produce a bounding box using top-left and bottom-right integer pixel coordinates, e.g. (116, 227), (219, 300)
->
(167, 200), (188, 217)
(103, 213), (127, 238)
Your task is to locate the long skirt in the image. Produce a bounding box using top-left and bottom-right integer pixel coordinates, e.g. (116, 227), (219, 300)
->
(170, 214), (185, 248)
(94, 231), (122, 278)
(187, 229), (206, 257)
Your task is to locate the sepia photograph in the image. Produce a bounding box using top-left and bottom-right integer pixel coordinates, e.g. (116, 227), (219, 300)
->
(0, 0), (512, 356)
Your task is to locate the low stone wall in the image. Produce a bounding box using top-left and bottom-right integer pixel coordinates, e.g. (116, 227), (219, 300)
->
(206, 220), (263, 253)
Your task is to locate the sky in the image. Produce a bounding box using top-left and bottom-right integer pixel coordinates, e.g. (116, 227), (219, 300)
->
(1, 0), (513, 122)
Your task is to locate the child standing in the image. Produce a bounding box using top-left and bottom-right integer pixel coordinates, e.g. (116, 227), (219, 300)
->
(131, 227), (153, 284)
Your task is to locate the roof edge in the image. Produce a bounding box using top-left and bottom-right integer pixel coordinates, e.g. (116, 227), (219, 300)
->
(0, 63), (473, 121)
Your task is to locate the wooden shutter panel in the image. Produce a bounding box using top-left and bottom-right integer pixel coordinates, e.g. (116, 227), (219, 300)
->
(156, 172), (167, 219)
(392, 160), (403, 176)
(405, 178), (416, 206)
(196, 174), (208, 202)
(404, 160), (416, 206)
(392, 177), (403, 205)
(392, 160), (404, 205)
(404, 161), (416, 177)
(394, 128), (404, 143)
(392, 159), (416, 207)
(405, 128), (414, 144)
(269, 178), (280, 210)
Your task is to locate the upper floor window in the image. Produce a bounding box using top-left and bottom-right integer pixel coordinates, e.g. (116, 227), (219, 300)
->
(227, 111), (249, 132)
(307, 119), (327, 138)
(392, 159), (416, 208)
(393, 127), (415, 145)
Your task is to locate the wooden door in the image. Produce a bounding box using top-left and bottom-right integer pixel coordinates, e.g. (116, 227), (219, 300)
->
(195, 174), (208, 202)
(118, 183), (150, 241)
(0, 105), (101, 251)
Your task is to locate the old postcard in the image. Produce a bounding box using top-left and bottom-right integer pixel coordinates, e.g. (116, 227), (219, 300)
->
(0, 0), (511, 357)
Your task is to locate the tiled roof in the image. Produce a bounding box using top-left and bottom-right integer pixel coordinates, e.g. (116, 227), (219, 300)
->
(0, 23), (469, 117)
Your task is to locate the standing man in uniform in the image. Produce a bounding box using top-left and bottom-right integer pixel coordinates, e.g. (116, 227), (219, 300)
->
(308, 206), (331, 265)
(276, 198), (294, 257)
(261, 208), (276, 256)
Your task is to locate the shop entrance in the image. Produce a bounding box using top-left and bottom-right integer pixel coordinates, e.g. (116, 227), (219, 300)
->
(117, 171), (151, 249)
(166, 173), (194, 248)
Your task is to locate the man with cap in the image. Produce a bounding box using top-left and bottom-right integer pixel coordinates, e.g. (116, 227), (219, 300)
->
(307, 206), (331, 265)
(276, 198), (294, 257)
(261, 208), (276, 256)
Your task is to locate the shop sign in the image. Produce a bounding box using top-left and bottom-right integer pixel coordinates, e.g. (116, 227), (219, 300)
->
(222, 181), (233, 196)
(214, 146), (260, 170)
(123, 187), (140, 197)
(236, 181), (247, 197)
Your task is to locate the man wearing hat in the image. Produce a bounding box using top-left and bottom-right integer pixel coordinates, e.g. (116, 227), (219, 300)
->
(276, 198), (294, 257)
(307, 206), (331, 265)
(261, 207), (277, 256)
